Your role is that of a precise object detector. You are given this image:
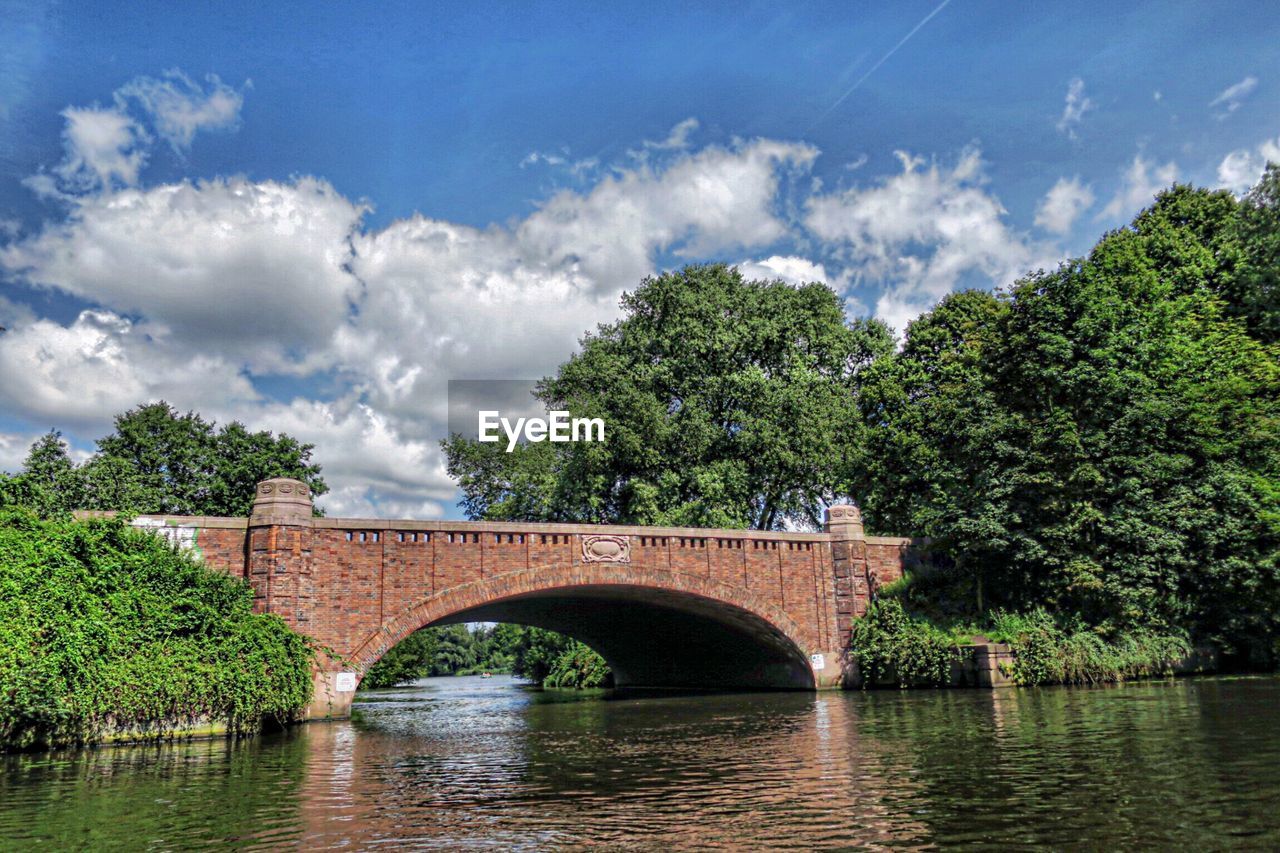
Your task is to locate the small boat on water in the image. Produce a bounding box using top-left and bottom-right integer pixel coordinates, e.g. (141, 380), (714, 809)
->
(481, 672), (492, 678)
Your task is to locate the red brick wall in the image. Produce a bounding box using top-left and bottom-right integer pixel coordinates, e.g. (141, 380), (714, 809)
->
(151, 514), (918, 679)
(192, 525), (246, 575)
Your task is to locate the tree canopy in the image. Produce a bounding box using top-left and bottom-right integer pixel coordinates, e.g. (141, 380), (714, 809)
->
(0, 402), (327, 518)
(445, 263), (893, 530)
(855, 173), (1280, 653)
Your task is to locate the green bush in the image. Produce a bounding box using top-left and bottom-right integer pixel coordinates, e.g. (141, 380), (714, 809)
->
(849, 599), (967, 688)
(544, 641), (612, 689)
(0, 510), (313, 751)
(989, 609), (1191, 685)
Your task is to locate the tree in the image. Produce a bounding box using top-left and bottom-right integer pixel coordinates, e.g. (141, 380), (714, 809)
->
(855, 182), (1280, 653)
(1232, 162), (1280, 344)
(0, 402), (328, 518)
(0, 432), (84, 517)
(362, 628), (439, 688)
(445, 264), (894, 530)
(432, 624), (479, 675)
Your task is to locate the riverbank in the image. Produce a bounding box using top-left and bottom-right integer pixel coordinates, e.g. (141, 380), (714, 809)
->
(0, 511), (314, 752)
(848, 598), (1231, 689)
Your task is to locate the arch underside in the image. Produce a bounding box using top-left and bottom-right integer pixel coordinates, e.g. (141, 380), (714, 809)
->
(436, 585), (815, 690)
(358, 569), (819, 690)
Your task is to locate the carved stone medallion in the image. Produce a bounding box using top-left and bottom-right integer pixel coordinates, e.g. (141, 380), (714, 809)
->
(581, 534), (631, 563)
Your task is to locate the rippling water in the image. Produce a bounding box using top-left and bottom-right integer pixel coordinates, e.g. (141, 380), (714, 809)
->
(4, 675), (1280, 849)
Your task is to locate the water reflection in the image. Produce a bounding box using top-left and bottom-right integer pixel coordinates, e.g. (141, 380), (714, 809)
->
(3, 675), (1280, 848)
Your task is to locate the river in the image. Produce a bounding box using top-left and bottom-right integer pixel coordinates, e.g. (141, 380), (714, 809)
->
(3, 674), (1279, 849)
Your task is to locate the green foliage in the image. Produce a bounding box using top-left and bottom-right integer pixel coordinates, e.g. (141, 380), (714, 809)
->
(509, 626), (577, 684)
(987, 610), (1191, 686)
(849, 599), (967, 688)
(1229, 162), (1280, 344)
(854, 178), (1280, 654)
(445, 263), (894, 530)
(361, 627), (439, 689)
(0, 510), (314, 751)
(544, 641), (612, 689)
(432, 624), (481, 674)
(359, 622), (611, 689)
(0, 402), (328, 519)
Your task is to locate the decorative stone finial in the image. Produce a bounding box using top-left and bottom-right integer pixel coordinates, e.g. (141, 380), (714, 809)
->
(251, 477), (313, 522)
(824, 503), (865, 540)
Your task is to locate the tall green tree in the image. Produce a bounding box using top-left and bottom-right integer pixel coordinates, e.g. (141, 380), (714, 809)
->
(855, 181), (1280, 653)
(0, 402), (327, 518)
(1231, 162), (1280, 344)
(362, 628), (439, 688)
(446, 264), (893, 529)
(0, 432), (85, 517)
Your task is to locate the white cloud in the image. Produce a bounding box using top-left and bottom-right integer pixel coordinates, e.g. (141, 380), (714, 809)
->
(520, 151), (567, 168)
(32, 69), (246, 195)
(1216, 135), (1280, 193)
(53, 106), (149, 191)
(1056, 77), (1093, 138)
(1035, 176), (1094, 234)
(1098, 154), (1178, 221)
(0, 432), (32, 475)
(3, 177), (367, 373)
(517, 138), (817, 290)
(735, 255), (832, 287)
(0, 309), (259, 428)
(3, 122), (818, 516)
(805, 148), (1052, 336)
(1209, 75), (1258, 117)
(646, 117), (699, 151)
(116, 70), (244, 151)
(519, 148), (598, 178)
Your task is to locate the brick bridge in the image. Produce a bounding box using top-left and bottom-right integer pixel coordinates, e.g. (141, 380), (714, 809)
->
(131, 478), (919, 718)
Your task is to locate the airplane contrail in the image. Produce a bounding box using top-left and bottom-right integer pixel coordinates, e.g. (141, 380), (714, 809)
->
(809, 0), (953, 131)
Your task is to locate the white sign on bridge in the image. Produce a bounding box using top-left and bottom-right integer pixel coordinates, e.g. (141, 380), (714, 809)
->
(131, 518), (200, 561)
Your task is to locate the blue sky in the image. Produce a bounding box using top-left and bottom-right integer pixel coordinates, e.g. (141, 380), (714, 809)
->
(0, 1), (1277, 517)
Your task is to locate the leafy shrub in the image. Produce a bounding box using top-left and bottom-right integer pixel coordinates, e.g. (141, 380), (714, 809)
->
(849, 599), (967, 687)
(0, 510), (313, 751)
(989, 609), (1191, 685)
(544, 641), (612, 689)
(362, 628), (439, 688)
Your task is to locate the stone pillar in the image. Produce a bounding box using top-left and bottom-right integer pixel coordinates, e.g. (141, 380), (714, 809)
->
(824, 504), (871, 688)
(248, 478), (315, 622)
(248, 479), (349, 719)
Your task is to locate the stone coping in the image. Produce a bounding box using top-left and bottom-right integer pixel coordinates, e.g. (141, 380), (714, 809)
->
(75, 509), (917, 545)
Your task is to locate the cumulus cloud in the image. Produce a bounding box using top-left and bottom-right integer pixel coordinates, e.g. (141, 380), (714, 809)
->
(735, 255), (833, 287)
(2, 177), (367, 373)
(0, 432), (34, 475)
(1056, 77), (1093, 138)
(50, 106), (150, 192)
(1098, 154), (1178, 221)
(1210, 75), (1258, 117)
(0, 309), (259, 428)
(1035, 176), (1094, 234)
(805, 148), (1051, 335)
(1217, 135), (1280, 193)
(517, 138), (817, 290)
(2, 115), (820, 514)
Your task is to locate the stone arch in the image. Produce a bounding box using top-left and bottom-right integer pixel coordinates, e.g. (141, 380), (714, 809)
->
(349, 563), (818, 690)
